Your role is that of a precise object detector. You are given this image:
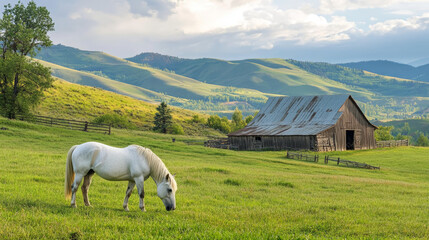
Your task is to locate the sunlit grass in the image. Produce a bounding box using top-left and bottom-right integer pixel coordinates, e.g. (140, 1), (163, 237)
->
(0, 117), (428, 239)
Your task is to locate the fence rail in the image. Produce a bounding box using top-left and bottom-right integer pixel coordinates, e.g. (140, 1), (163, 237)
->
(17, 115), (111, 135)
(204, 138), (238, 150)
(376, 140), (408, 148)
(286, 151), (380, 170)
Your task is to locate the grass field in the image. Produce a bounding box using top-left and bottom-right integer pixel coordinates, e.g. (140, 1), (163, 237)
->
(0, 117), (428, 239)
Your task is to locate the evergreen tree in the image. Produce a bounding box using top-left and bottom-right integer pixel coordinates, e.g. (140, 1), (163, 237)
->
(153, 102), (172, 133)
(0, 1), (55, 119)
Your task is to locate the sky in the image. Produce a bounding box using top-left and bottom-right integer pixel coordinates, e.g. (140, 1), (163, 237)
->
(3, 0), (429, 64)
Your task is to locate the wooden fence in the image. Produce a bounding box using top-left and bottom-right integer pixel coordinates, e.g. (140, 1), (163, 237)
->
(18, 115), (111, 135)
(204, 138), (238, 150)
(376, 140), (408, 148)
(286, 151), (380, 170)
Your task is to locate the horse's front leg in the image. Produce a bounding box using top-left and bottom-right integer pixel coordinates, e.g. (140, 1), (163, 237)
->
(123, 181), (135, 211)
(134, 176), (146, 212)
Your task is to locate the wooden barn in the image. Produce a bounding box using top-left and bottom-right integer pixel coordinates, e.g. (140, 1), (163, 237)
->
(228, 95), (377, 151)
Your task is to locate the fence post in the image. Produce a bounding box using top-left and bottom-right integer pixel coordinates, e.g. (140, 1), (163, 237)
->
(337, 157), (340, 165)
(84, 122), (88, 132)
(50, 118), (53, 126)
(108, 125), (111, 135)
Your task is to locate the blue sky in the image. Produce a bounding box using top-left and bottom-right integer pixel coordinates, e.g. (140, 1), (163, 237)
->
(4, 0), (429, 64)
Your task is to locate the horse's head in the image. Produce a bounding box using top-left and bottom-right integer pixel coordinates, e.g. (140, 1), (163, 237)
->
(157, 174), (177, 211)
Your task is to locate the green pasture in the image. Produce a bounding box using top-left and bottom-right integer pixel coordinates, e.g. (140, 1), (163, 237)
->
(0, 117), (428, 239)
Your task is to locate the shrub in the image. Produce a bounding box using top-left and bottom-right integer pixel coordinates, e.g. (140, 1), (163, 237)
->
(375, 126), (394, 141)
(168, 123), (184, 135)
(92, 114), (134, 129)
(190, 115), (206, 124)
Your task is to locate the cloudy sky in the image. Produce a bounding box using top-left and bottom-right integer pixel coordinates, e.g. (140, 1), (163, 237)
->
(3, 0), (429, 64)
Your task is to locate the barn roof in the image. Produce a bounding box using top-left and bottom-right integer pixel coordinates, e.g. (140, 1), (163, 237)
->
(229, 95), (370, 136)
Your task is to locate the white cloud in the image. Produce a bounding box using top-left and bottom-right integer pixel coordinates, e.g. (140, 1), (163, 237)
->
(390, 10), (414, 15)
(370, 13), (429, 34)
(64, 0), (358, 53)
(318, 0), (429, 14)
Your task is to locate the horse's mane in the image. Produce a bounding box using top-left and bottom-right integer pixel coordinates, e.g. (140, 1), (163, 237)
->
(133, 145), (177, 191)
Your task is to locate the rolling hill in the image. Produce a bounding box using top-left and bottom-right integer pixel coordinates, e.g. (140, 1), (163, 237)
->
(127, 53), (372, 99)
(35, 45), (429, 120)
(35, 79), (223, 136)
(36, 45), (277, 115)
(340, 60), (429, 83)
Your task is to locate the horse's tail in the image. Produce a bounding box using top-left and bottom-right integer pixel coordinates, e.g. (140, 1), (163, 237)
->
(65, 145), (78, 200)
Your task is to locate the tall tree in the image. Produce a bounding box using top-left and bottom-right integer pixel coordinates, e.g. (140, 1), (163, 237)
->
(0, 1), (55, 119)
(153, 102), (172, 133)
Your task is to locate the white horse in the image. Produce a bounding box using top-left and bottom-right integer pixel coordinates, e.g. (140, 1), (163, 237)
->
(64, 142), (177, 211)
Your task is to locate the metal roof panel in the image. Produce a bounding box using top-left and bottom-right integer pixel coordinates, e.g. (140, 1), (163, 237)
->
(229, 95), (350, 136)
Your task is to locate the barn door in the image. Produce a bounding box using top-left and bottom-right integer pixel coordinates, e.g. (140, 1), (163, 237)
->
(346, 130), (354, 150)
(355, 130), (362, 149)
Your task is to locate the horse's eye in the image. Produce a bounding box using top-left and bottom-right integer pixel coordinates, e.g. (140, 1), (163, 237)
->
(168, 189), (172, 193)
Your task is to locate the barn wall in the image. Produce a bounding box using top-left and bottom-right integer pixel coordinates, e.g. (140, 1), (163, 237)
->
(317, 98), (376, 151)
(229, 135), (316, 151)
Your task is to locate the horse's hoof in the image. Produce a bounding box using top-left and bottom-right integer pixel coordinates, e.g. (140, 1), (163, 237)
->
(141, 208), (146, 212)
(124, 207), (129, 212)
(71, 204), (77, 208)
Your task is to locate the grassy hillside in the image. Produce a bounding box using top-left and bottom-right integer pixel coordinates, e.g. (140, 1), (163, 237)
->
(1, 117), (428, 239)
(128, 54), (372, 99)
(287, 60), (429, 98)
(340, 60), (429, 83)
(35, 79), (223, 136)
(38, 59), (175, 104)
(340, 60), (418, 80)
(37, 45), (276, 115)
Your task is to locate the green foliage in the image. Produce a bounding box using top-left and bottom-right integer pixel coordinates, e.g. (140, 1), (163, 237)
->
(375, 126), (394, 141)
(416, 133), (429, 146)
(206, 115), (231, 133)
(231, 108), (246, 131)
(245, 115), (254, 124)
(376, 119), (429, 145)
(167, 123), (184, 135)
(92, 114), (134, 129)
(153, 102), (172, 133)
(0, 1), (55, 119)
(190, 114), (206, 124)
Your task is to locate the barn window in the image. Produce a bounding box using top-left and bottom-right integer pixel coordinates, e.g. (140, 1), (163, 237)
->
(255, 136), (262, 142)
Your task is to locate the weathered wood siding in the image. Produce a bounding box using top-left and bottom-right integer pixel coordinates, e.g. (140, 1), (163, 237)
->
(228, 97), (376, 152)
(316, 99), (376, 151)
(229, 135), (316, 151)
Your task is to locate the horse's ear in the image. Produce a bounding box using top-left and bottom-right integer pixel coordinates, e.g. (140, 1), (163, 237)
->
(166, 174), (169, 181)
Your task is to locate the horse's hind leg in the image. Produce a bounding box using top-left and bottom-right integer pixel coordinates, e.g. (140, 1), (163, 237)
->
(82, 170), (95, 206)
(70, 173), (84, 208)
(123, 181), (135, 211)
